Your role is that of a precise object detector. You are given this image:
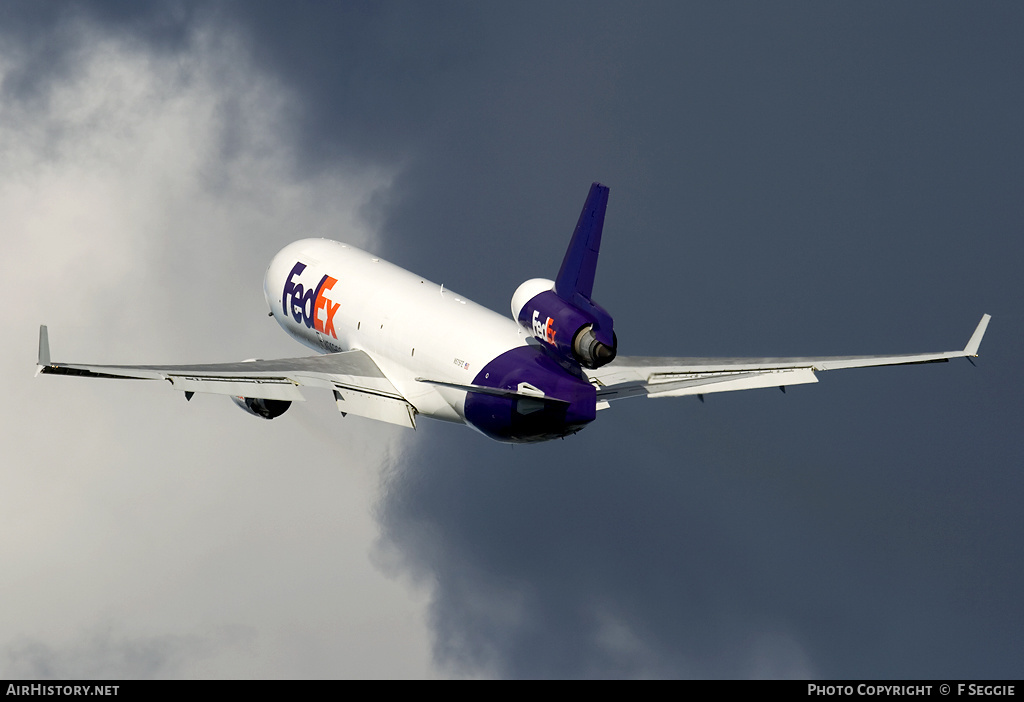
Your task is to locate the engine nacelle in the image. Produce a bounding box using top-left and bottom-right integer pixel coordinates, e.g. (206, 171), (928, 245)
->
(230, 395), (292, 419)
(511, 279), (617, 369)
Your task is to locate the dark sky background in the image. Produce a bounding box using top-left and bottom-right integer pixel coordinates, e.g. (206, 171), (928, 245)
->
(3, 1), (1021, 678)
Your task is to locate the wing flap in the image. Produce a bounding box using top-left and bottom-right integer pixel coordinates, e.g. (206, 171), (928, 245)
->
(595, 367), (818, 401)
(168, 375), (305, 401)
(645, 367), (818, 398)
(333, 386), (417, 428)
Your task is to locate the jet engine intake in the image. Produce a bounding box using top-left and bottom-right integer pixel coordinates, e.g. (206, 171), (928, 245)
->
(231, 395), (292, 419)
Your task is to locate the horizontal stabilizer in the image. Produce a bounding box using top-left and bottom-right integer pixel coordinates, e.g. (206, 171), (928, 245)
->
(415, 377), (569, 403)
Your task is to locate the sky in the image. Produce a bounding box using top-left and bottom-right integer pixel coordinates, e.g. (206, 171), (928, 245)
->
(1, 1), (1021, 679)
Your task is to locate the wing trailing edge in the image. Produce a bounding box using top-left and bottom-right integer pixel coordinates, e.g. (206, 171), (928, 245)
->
(588, 315), (992, 402)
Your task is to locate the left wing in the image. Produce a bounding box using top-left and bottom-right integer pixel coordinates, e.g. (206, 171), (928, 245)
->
(36, 325), (417, 427)
(587, 314), (991, 403)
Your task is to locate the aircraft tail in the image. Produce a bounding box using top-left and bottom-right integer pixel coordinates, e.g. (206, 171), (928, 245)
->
(555, 182), (609, 304)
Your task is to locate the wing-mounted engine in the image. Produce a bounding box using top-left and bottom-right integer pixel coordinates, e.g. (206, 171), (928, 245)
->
(230, 395), (292, 419)
(508, 182), (618, 369)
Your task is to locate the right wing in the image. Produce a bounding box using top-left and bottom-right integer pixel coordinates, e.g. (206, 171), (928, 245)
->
(587, 314), (991, 403)
(36, 325), (417, 428)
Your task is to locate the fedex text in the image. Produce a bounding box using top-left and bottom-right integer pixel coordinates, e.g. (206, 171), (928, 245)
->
(283, 262), (340, 338)
(532, 310), (557, 345)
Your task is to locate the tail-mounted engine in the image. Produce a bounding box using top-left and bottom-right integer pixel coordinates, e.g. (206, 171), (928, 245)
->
(230, 395), (292, 419)
(511, 279), (617, 369)
(508, 182), (619, 370)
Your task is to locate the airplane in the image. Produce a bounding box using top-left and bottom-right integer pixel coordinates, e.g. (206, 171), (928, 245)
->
(37, 183), (990, 443)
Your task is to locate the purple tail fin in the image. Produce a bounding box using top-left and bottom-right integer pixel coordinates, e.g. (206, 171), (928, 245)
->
(555, 182), (609, 303)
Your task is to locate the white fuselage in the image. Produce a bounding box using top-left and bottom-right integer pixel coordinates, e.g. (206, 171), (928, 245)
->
(263, 239), (529, 424)
(40, 181), (989, 444)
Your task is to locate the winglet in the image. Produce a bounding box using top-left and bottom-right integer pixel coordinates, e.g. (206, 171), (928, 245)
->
(964, 314), (991, 357)
(38, 325), (51, 367)
(555, 182), (610, 303)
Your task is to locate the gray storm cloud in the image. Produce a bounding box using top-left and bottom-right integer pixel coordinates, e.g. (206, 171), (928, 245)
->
(2, 2), (1021, 680)
(0, 19), (433, 679)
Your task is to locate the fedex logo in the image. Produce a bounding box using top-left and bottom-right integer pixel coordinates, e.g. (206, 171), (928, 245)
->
(532, 310), (557, 345)
(283, 262), (340, 338)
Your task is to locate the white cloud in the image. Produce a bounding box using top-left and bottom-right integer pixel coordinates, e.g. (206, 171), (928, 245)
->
(0, 21), (434, 678)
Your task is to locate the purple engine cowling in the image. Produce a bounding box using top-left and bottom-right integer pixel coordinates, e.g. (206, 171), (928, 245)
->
(467, 182), (615, 442)
(463, 346), (597, 443)
(515, 289), (617, 370)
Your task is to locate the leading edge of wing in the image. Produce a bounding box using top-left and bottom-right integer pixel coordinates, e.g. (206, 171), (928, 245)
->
(588, 314), (991, 401)
(36, 325), (404, 402)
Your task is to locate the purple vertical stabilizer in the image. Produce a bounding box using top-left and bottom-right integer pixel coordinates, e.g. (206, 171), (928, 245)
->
(549, 182), (615, 350)
(555, 182), (609, 303)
